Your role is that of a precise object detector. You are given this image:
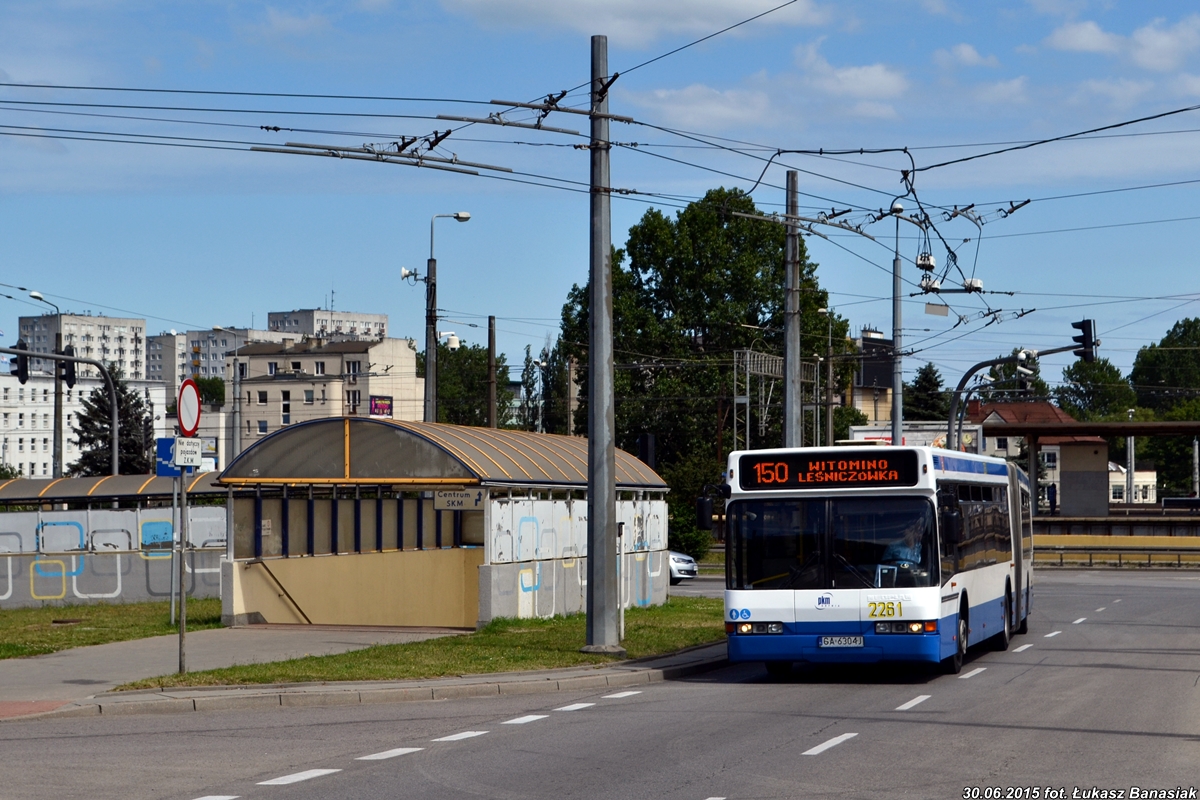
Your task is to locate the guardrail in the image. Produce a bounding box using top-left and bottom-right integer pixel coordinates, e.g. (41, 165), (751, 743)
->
(1036, 543), (1200, 568)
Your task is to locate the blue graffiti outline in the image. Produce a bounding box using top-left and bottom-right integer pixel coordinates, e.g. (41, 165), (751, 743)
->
(36, 521), (86, 577)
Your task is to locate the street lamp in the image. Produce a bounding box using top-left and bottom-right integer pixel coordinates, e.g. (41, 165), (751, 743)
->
(422, 212), (470, 423)
(213, 326), (244, 460)
(29, 290), (63, 479)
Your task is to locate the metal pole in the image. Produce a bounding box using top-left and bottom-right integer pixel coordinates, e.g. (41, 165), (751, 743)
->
(1193, 437), (1198, 497)
(825, 314), (834, 447)
(53, 328), (63, 479)
(178, 466), (188, 674)
(1126, 409), (1135, 504)
(424, 247), (438, 423)
(487, 316), (497, 428)
(783, 170), (802, 448)
(583, 34), (623, 656)
(232, 350), (242, 459)
(170, 473), (178, 625)
(892, 214), (904, 446)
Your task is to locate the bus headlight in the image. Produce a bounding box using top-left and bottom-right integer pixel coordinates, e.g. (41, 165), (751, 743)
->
(875, 621), (936, 634)
(733, 622), (785, 635)
(738, 622), (753, 634)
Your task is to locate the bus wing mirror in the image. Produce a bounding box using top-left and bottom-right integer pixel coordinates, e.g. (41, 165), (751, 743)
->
(941, 509), (964, 543)
(696, 496), (714, 531)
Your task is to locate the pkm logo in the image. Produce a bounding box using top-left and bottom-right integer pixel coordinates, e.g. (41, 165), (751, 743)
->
(816, 593), (834, 610)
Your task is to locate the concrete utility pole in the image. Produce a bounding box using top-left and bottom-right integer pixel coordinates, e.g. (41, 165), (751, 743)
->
(487, 316), (497, 428)
(891, 206), (904, 446)
(424, 212), (471, 423)
(1127, 408), (1136, 504)
(825, 311), (834, 446)
(583, 34), (624, 656)
(783, 170), (802, 448)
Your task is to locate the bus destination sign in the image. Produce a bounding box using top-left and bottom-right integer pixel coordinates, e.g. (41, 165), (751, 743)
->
(738, 450), (920, 490)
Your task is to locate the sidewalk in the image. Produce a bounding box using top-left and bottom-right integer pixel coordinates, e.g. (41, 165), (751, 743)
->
(0, 626), (728, 722)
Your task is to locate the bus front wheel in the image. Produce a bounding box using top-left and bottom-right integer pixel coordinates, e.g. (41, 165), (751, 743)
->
(942, 610), (967, 674)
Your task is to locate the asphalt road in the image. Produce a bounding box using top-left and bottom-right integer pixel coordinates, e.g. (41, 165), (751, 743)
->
(3, 570), (1198, 800)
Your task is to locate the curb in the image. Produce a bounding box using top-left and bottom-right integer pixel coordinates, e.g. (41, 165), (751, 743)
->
(11, 650), (728, 722)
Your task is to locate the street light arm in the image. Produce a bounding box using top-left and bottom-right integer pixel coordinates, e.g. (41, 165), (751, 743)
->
(946, 354), (1023, 450)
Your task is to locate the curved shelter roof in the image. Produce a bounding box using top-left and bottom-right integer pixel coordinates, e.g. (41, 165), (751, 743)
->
(218, 417), (667, 490)
(0, 472), (223, 504)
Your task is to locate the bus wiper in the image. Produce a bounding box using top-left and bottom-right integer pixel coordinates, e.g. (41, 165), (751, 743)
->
(833, 554), (875, 588)
(781, 552), (821, 589)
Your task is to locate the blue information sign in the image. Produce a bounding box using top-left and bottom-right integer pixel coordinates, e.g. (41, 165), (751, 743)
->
(156, 438), (181, 477)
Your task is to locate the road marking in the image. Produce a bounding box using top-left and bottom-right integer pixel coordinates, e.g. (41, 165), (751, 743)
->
(1095, 607), (1106, 612)
(802, 732), (858, 755)
(257, 769), (341, 786)
(356, 747), (423, 761)
(503, 714), (548, 725)
(895, 695), (930, 711)
(959, 667), (987, 679)
(1072, 617), (1087, 624)
(1113, 599), (1122, 603)
(555, 702), (595, 711)
(432, 731), (488, 742)
(1013, 644), (1033, 653)
(1044, 631), (1061, 638)
(193, 796), (239, 800)
(602, 691), (641, 699)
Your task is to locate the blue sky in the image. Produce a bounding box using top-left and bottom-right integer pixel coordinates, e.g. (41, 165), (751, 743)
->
(2, 0), (1200, 391)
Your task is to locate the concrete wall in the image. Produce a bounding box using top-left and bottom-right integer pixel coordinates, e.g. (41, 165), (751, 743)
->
(223, 547), (484, 628)
(1060, 443), (1109, 516)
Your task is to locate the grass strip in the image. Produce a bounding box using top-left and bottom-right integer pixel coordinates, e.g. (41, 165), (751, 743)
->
(0, 599), (223, 659)
(120, 596), (724, 690)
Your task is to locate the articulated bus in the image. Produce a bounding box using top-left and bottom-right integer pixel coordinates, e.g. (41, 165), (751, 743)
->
(702, 446), (1032, 676)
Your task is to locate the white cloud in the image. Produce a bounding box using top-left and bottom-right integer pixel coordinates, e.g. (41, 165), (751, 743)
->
(1077, 77), (1154, 108)
(1045, 20), (1122, 54)
(1129, 16), (1200, 72)
(622, 83), (771, 129)
(934, 43), (999, 68)
(797, 42), (908, 99)
(440, 0), (831, 47)
(976, 76), (1028, 104)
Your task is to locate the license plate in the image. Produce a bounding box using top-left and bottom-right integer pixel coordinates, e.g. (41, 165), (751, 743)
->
(819, 636), (864, 648)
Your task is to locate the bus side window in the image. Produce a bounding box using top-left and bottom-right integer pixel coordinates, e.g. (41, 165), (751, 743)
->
(938, 484), (959, 582)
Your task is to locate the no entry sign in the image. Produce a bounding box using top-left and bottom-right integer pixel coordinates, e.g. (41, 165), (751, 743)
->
(178, 378), (201, 438)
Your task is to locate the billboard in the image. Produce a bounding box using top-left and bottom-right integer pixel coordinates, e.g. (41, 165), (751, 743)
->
(369, 395), (393, 418)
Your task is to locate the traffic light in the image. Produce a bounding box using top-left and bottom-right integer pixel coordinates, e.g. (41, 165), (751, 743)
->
(10, 339), (29, 384)
(1071, 319), (1096, 363)
(61, 344), (76, 388)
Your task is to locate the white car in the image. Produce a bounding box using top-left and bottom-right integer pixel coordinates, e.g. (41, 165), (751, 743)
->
(668, 551), (698, 585)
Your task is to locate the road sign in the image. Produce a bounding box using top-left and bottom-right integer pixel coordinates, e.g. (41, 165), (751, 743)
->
(156, 437), (181, 477)
(434, 489), (485, 511)
(178, 378), (201, 437)
(174, 436), (202, 468)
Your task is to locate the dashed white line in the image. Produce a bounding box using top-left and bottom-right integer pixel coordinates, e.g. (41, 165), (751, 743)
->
(1072, 617), (1087, 624)
(1044, 630), (1061, 638)
(555, 702), (595, 712)
(432, 731), (489, 742)
(959, 667), (987, 680)
(356, 747), (423, 761)
(257, 769), (341, 786)
(1095, 607), (1106, 612)
(802, 732), (858, 755)
(602, 691), (642, 699)
(704, 797), (728, 799)
(503, 714), (548, 725)
(1013, 644), (1033, 653)
(193, 796), (239, 800)
(1114, 599), (1122, 603)
(895, 695), (931, 711)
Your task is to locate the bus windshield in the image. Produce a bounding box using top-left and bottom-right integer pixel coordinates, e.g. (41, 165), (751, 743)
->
(727, 496), (937, 591)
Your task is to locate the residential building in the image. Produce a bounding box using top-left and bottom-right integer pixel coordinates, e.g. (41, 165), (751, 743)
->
(19, 313), (146, 380)
(0, 372), (170, 477)
(148, 328), (289, 400)
(850, 327), (893, 424)
(223, 337), (423, 447)
(1108, 463), (1158, 505)
(267, 309), (388, 340)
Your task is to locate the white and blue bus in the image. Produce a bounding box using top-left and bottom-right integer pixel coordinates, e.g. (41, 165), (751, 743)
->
(702, 446), (1032, 675)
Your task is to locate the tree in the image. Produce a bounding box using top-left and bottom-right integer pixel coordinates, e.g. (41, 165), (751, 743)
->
(1129, 318), (1200, 412)
(0, 463), (20, 480)
(1053, 358), (1136, 421)
(834, 405), (868, 442)
(1143, 398), (1200, 497)
(904, 362), (950, 421)
(69, 363), (154, 476)
(431, 341), (514, 427)
(516, 344), (543, 432)
(194, 376), (225, 405)
(558, 188), (848, 556)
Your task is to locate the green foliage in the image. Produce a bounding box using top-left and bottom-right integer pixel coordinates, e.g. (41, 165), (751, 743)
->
(1054, 358), (1137, 421)
(1143, 398), (1200, 497)
(1130, 318), (1200, 412)
(433, 340), (514, 427)
(558, 188), (846, 514)
(833, 405), (868, 442)
(0, 463), (19, 480)
(194, 376), (225, 405)
(69, 363), (154, 476)
(904, 362), (950, 421)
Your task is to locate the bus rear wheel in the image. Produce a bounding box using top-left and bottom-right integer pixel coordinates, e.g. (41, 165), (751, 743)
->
(942, 611), (967, 674)
(991, 594), (1011, 651)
